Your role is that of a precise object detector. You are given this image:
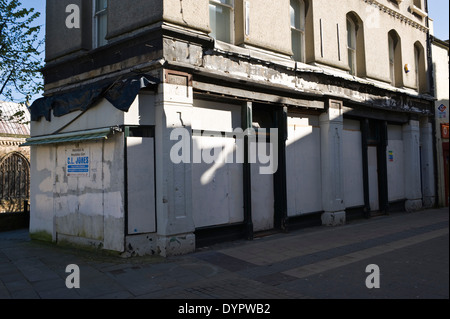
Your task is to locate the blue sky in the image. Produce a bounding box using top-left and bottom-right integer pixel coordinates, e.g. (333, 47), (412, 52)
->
(428, 0), (450, 40)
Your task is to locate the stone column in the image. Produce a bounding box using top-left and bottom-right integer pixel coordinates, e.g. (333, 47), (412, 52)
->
(154, 70), (195, 256)
(420, 118), (436, 208)
(320, 100), (346, 226)
(403, 120), (423, 212)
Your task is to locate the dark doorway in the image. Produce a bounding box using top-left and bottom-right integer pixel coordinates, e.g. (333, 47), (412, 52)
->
(362, 119), (388, 216)
(250, 103), (287, 234)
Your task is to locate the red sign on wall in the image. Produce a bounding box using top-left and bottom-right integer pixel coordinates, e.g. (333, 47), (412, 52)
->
(442, 123), (449, 139)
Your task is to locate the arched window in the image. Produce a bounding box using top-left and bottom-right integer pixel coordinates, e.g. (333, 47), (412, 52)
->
(346, 12), (366, 77)
(0, 152), (30, 213)
(389, 34), (395, 84)
(290, 0), (305, 62)
(347, 18), (357, 75)
(414, 41), (426, 93)
(388, 30), (402, 87)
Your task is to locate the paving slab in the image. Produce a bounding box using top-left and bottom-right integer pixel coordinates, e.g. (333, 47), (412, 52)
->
(0, 208), (447, 301)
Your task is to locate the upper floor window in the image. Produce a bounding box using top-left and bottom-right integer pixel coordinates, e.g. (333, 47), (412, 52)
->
(346, 12), (366, 77)
(387, 0), (400, 7)
(347, 18), (357, 75)
(388, 30), (402, 87)
(388, 34), (396, 85)
(413, 0), (422, 9)
(290, 0), (305, 62)
(414, 42), (426, 93)
(209, 0), (234, 44)
(411, 0), (427, 19)
(94, 0), (108, 48)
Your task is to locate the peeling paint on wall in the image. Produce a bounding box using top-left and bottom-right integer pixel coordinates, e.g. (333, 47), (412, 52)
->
(29, 133), (126, 252)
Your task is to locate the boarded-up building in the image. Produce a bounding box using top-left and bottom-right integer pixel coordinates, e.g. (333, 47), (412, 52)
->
(27, 0), (436, 256)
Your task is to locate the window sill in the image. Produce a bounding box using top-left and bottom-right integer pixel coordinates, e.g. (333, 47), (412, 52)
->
(410, 5), (427, 18)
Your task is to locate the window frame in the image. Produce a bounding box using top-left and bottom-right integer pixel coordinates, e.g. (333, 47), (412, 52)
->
(413, 0), (422, 9)
(346, 17), (357, 76)
(411, 0), (427, 18)
(290, 0), (306, 63)
(414, 42), (426, 93)
(209, 0), (235, 44)
(93, 0), (108, 49)
(414, 45), (420, 90)
(388, 34), (396, 86)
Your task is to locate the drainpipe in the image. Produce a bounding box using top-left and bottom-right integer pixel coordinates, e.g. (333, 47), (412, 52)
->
(425, 0), (435, 96)
(425, 0), (440, 207)
(242, 102), (254, 240)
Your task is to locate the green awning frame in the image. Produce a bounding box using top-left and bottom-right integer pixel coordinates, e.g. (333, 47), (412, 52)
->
(21, 127), (114, 146)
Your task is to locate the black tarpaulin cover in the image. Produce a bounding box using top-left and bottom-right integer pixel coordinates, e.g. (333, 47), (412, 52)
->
(29, 74), (159, 121)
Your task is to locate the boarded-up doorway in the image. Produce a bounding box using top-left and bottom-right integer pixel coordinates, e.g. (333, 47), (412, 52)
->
(126, 127), (156, 234)
(251, 104), (276, 233)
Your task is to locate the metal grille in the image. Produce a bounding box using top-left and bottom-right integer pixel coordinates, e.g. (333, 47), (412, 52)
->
(0, 152), (30, 213)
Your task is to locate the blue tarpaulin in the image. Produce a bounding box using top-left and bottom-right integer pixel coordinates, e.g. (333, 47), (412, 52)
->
(29, 74), (159, 122)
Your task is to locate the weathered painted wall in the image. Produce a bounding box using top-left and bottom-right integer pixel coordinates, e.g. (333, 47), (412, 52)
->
(286, 114), (322, 216)
(251, 146), (274, 231)
(37, 0), (436, 255)
(109, 0), (163, 39)
(45, 0), (92, 61)
(29, 93), (156, 251)
(29, 134), (126, 251)
(53, 135), (125, 251)
(192, 136), (244, 227)
(29, 145), (55, 241)
(311, 0), (428, 86)
(320, 100), (346, 225)
(420, 119), (435, 208)
(191, 100), (244, 228)
(127, 137), (156, 235)
(235, 0), (292, 55)
(403, 120), (423, 211)
(192, 100), (242, 132)
(45, 0), (430, 95)
(154, 81), (196, 256)
(163, 0), (209, 33)
(46, 0), (164, 60)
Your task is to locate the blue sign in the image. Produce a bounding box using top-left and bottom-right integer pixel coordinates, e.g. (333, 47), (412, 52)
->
(67, 148), (90, 177)
(438, 104), (447, 119)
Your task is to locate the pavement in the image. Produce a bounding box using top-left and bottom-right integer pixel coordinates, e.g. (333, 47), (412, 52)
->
(0, 208), (448, 301)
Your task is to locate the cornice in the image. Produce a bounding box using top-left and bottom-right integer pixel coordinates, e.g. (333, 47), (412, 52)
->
(363, 0), (429, 33)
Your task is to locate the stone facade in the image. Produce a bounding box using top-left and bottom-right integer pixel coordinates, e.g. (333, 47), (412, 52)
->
(28, 0), (437, 256)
